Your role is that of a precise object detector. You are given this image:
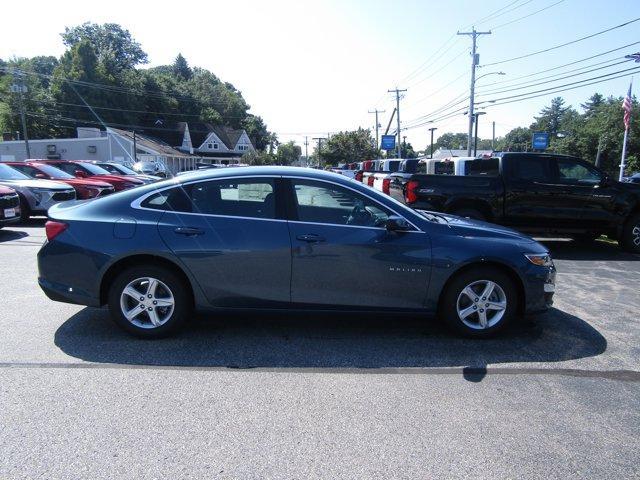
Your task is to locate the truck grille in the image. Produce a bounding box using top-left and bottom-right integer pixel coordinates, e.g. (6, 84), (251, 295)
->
(0, 193), (20, 209)
(52, 190), (76, 201)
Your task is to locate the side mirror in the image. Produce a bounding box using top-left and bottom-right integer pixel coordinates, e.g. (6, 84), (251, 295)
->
(385, 215), (411, 232)
(74, 169), (87, 178)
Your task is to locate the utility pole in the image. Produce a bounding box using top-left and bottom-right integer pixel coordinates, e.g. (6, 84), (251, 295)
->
(313, 137), (326, 168)
(11, 70), (30, 159)
(304, 136), (309, 166)
(428, 127), (437, 158)
(457, 27), (491, 156)
(368, 108), (385, 151)
(492, 121), (496, 151)
(388, 88), (407, 159)
(132, 130), (138, 163)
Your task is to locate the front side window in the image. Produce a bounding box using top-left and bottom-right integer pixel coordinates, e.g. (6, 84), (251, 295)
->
(291, 180), (390, 227)
(556, 158), (601, 185)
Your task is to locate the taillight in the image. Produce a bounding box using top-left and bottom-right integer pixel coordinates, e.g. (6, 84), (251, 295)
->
(367, 176), (374, 187)
(405, 180), (419, 204)
(45, 221), (68, 241)
(355, 172), (363, 182)
(382, 178), (391, 195)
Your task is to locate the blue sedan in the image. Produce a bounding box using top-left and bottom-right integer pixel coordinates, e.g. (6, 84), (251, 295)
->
(38, 167), (556, 338)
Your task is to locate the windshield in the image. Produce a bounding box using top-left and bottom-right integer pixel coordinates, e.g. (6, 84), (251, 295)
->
(0, 163), (30, 180)
(101, 163), (137, 175)
(34, 164), (75, 179)
(79, 163), (112, 175)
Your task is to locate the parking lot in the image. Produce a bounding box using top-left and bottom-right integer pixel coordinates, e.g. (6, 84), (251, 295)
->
(1, 220), (640, 478)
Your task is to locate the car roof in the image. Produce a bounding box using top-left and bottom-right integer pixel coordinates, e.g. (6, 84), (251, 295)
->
(173, 165), (351, 183)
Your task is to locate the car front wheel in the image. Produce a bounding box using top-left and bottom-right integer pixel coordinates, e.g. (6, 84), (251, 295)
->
(107, 265), (191, 338)
(440, 267), (517, 338)
(621, 213), (640, 254)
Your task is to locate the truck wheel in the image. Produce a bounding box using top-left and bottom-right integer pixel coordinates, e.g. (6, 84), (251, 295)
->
(621, 213), (640, 254)
(452, 208), (486, 221)
(107, 264), (192, 338)
(439, 267), (517, 338)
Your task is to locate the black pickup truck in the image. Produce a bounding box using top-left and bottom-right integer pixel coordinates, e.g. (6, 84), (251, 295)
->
(388, 152), (640, 252)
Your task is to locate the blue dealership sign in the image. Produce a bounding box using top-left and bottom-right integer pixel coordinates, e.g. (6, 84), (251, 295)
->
(532, 132), (549, 150)
(381, 135), (396, 150)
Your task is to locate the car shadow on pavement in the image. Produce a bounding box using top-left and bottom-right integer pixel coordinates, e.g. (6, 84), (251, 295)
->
(54, 307), (606, 376)
(0, 228), (29, 243)
(540, 239), (640, 261)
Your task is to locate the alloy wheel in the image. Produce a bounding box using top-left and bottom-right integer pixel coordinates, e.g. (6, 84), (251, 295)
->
(119, 277), (175, 329)
(456, 280), (507, 330)
(632, 224), (640, 247)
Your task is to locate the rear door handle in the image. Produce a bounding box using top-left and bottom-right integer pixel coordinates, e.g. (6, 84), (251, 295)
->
(296, 234), (325, 243)
(174, 227), (205, 236)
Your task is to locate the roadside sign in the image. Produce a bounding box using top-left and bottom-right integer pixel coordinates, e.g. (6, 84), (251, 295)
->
(381, 135), (396, 150)
(532, 132), (549, 150)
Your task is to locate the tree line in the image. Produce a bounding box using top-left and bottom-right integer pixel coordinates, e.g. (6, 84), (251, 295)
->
(0, 23), (274, 152)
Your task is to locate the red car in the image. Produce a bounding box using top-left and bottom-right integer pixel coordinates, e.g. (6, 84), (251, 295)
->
(7, 162), (115, 200)
(0, 185), (21, 228)
(36, 160), (145, 192)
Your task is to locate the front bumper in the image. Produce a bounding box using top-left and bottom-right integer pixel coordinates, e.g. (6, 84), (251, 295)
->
(28, 189), (76, 213)
(524, 263), (556, 313)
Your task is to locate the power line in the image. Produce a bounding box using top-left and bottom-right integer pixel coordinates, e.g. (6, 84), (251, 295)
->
(476, 58), (632, 97)
(488, 0), (566, 30)
(476, 64), (640, 105)
(470, 0), (534, 27)
(483, 16), (640, 67)
(476, 41), (640, 88)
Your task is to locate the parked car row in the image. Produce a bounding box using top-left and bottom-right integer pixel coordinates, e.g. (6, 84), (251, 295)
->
(0, 159), (161, 221)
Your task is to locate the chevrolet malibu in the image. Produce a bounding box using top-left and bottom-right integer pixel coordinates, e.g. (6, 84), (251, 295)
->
(38, 167), (556, 338)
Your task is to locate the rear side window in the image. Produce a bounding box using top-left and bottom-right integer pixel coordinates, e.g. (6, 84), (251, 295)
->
(141, 179), (276, 219)
(511, 157), (550, 181)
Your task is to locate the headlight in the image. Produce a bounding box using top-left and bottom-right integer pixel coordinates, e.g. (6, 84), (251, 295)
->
(524, 253), (553, 267)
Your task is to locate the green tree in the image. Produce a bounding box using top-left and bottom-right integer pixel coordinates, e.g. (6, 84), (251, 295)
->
(317, 129), (378, 165)
(62, 23), (148, 72)
(581, 92), (605, 118)
(434, 132), (468, 150)
(242, 150), (276, 165)
(531, 97), (574, 136)
(172, 54), (192, 80)
(276, 141), (301, 165)
(502, 126), (532, 151)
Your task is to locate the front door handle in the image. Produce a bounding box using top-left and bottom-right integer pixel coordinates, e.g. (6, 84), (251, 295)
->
(174, 226), (205, 236)
(296, 234), (325, 243)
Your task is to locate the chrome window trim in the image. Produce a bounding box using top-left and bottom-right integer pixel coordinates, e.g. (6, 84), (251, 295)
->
(130, 173), (424, 232)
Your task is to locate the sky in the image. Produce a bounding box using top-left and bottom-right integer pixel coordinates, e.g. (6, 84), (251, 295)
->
(1, 0), (639, 153)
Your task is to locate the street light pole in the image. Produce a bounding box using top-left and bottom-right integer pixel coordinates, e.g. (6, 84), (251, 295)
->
(428, 127), (437, 158)
(473, 111), (486, 157)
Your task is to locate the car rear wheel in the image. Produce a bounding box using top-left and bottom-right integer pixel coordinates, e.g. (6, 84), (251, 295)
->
(439, 267), (517, 338)
(107, 265), (191, 338)
(621, 213), (640, 254)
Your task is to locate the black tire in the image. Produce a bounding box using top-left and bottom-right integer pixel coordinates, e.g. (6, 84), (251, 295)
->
(620, 213), (640, 254)
(439, 267), (518, 338)
(107, 264), (192, 338)
(452, 208), (486, 221)
(18, 195), (30, 222)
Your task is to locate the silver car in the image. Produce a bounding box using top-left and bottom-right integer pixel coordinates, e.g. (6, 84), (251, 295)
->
(0, 163), (76, 220)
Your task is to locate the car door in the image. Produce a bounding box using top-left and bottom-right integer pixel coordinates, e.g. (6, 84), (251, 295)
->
(551, 156), (618, 230)
(150, 176), (292, 307)
(503, 154), (569, 229)
(285, 178), (431, 309)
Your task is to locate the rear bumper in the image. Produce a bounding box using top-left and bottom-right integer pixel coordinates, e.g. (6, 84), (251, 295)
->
(0, 214), (21, 227)
(38, 277), (101, 307)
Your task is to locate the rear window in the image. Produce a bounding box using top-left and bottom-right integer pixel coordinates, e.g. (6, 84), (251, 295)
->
(464, 159), (499, 176)
(434, 161), (454, 175)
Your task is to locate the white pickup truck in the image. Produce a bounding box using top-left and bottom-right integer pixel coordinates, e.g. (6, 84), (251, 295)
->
(369, 159), (402, 194)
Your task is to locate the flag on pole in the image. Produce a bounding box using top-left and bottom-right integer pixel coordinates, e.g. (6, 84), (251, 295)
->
(622, 81), (633, 130)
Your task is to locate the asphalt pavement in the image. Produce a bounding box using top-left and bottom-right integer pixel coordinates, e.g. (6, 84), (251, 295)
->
(1, 219), (639, 479)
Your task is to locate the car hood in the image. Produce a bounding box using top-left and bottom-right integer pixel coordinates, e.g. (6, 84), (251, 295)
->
(92, 174), (144, 184)
(53, 178), (113, 188)
(0, 178), (73, 190)
(438, 213), (537, 243)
